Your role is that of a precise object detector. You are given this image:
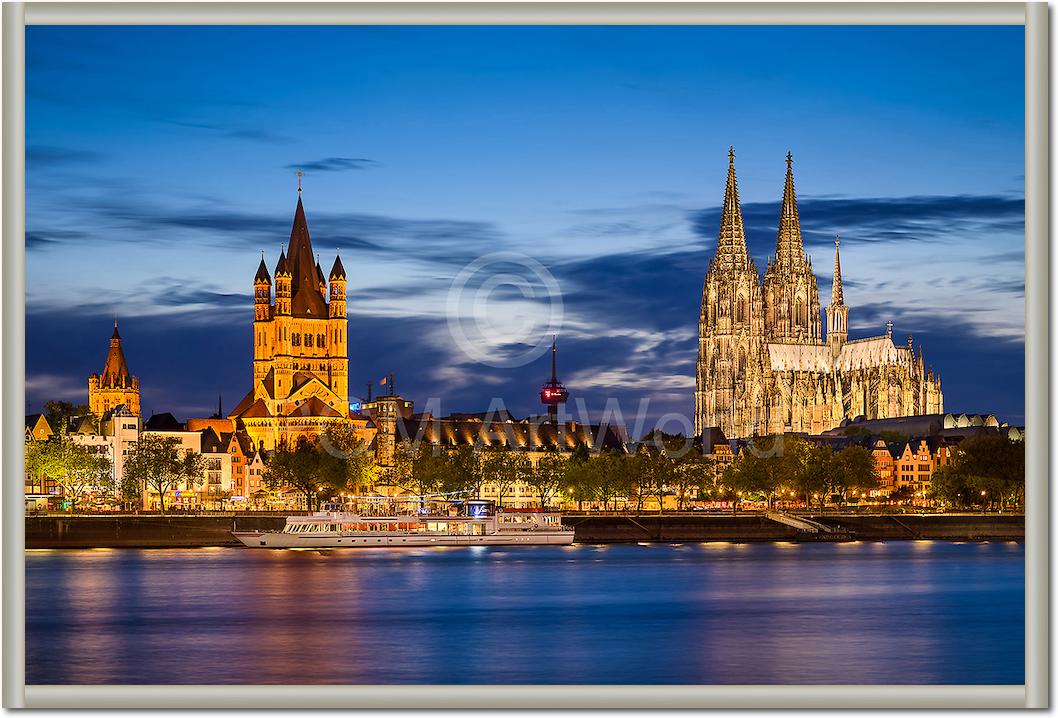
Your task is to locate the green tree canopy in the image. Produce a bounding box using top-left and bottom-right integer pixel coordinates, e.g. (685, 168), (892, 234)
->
(123, 434), (205, 513)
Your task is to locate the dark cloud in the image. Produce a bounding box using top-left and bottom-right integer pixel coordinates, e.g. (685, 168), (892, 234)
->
(689, 193), (1025, 262)
(160, 118), (294, 144)
(29, 193), (503, 265)
(25, 229), (88, 249)
(27, 145), (102, 167)
(286, 158), (377, 172)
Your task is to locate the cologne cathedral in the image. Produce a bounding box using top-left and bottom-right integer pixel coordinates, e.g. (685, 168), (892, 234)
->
(695, 149), (944, 439)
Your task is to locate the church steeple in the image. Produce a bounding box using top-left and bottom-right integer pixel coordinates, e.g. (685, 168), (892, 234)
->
(88, 320), (141, 417)
(102, 320), (131, 387)
(826, 234), (849, 352)
(286, 193), (328, 318)
(713, 146), (750, 269)
(831, 233), (844, 304)
(774, 152), (805, 267)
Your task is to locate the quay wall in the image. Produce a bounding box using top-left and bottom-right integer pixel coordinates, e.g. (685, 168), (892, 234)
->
(565, 514), (1024, 543)
(25, 513), (1023, 549)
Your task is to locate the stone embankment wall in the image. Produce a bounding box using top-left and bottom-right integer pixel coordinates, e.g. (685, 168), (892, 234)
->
(25, 513), (1023, 549)
(565, 514), (1024, 543)
(26, 515), (286, 549)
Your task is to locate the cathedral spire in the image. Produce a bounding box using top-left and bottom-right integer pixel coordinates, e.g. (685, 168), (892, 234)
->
(713, 146), (749, 268)
(832, 234), (844, 305)
(775, 151), (805, 266)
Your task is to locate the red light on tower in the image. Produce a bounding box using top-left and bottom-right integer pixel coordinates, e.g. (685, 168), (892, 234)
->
(539, 336), (569, 423)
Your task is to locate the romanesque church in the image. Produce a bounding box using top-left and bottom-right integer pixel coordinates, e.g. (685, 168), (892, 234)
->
(695, 149), (944, 439)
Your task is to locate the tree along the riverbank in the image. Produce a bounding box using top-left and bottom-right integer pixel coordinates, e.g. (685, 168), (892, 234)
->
(25, 432), (112, 511)
(264, 430), (374, 511)
(723, 436), (879, 512)
(123, 434), (207, 513)
(928, 435), (1025, 510)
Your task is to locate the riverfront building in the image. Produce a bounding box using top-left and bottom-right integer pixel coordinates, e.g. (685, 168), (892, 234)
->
(695, 149), (944, 440)
(228, 185), (352, 450)
(88, 321), (141, 418)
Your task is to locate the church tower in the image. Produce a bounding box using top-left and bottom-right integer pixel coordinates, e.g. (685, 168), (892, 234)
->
(762, 153), (822, 344)
(230, 180), (351, 449)
(826, 235), (849, 353)
(695, 148), (768, 439)
(88, 321), (141, 417)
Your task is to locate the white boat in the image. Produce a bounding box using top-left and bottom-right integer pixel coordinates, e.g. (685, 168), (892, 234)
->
(232, 499), (575, 548)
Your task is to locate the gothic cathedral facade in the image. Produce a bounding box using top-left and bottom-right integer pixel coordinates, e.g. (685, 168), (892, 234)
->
(695, 149), (943, 439)
(229, 189), (351, 449)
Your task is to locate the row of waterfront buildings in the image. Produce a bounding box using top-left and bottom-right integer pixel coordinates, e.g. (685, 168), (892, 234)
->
(26, 153), (1021, 510)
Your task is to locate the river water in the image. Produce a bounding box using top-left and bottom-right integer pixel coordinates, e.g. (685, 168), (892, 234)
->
(26, 541), (1023, 685)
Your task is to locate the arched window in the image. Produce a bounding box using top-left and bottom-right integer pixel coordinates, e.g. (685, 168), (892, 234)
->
(795, 298), (805, 328)
(738, 350), (747, 375)
(736, 293), (745, 323)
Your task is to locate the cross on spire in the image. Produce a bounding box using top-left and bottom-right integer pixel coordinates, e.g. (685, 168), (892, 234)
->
(296, 169), (303, 194)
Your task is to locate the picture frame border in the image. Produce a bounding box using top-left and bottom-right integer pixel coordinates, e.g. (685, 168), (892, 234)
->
(3, 1), (1048, 709)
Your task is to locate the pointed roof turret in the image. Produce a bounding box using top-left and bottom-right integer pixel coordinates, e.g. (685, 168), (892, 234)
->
(774, 152), (805, 266)
(255, 253), (271, 284)
(275, 249), (290, 277)
(315, 255), (326, 288)
(329, 252), (346, 281)
(713, 146), (750, 269)
(831, 234), (844, 305)
(101, 320), (131, 387)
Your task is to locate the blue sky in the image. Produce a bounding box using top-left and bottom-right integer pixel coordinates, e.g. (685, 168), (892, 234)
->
(26, 25), (1025, 428)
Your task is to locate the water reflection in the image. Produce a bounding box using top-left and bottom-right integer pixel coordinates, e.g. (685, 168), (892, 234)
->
(25, 542), (1024, 685)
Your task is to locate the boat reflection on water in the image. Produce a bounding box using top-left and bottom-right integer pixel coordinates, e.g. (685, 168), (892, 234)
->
(25, 541), (1024, 685)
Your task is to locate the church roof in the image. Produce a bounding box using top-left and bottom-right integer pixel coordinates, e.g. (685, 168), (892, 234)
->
(834, 336), (909, 371)
(99, 321), (133, 388)
(329, 253), (346, 281)
(275, 250), (290, 277)
(239, 399), (273, 419)
(255, 256), (271, 284)
(229, 389), (256, 418)
(286, 195), (329, 318)
(767, 343), (833, 373)
(286, 395), (343, 418)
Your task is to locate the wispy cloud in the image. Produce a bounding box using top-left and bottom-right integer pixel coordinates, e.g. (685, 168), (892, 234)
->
(160, 118), (294, 144)
(27, 145), (102, 167)
(285, 157), (377, 172)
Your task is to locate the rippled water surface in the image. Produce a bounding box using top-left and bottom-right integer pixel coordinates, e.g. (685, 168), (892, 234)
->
(26, 541), (1024, 684)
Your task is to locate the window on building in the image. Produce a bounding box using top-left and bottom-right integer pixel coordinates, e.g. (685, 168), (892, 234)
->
(305, 333), (313, 347)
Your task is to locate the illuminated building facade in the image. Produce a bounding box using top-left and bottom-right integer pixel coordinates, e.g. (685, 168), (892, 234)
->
(88, 321), (141, 418)
(695, 149), (944, 439)
(229, 187), (352, 449)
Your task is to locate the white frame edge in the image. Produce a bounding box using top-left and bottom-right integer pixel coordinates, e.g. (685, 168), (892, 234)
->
(3, 1), (1047, 710)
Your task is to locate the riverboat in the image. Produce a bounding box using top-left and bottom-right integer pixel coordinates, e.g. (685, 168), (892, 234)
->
(232, 500), (575, 548)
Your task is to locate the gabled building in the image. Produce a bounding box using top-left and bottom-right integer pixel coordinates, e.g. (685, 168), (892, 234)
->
(25, 414), (53, 442)
(230, 187), (351, 449)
